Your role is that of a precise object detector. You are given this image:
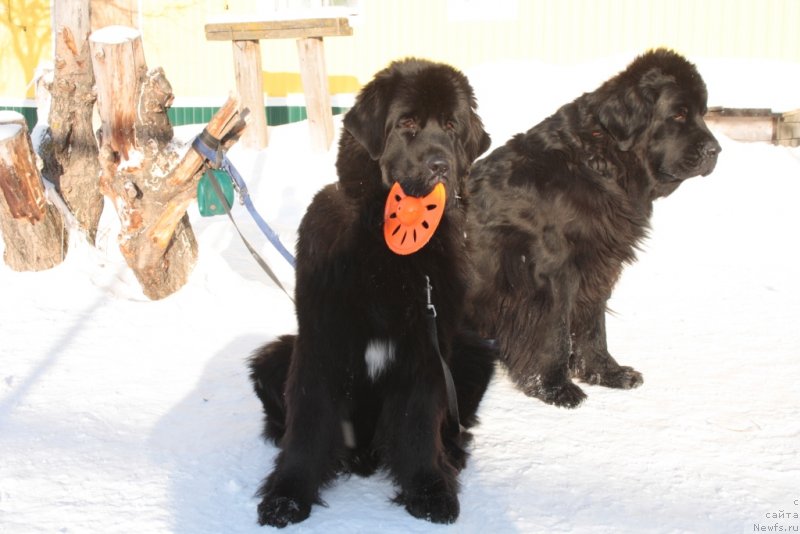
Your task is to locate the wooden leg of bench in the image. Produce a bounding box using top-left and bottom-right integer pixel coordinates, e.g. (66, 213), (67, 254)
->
(232, 39), (268, 149)
(296, 36), (334, 151)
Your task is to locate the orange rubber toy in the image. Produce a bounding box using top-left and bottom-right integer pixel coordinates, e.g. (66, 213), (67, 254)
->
(383, 182), (446, 255)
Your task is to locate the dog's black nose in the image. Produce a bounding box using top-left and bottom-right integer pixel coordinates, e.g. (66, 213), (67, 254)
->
(428, 156), (449, 177)
(701, 138), (721, 157)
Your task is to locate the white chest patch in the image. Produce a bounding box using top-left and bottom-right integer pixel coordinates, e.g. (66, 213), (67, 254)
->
(364, 339), (396, 380)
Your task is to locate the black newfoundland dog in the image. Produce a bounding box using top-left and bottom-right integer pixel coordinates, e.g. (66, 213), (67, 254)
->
(466, 49), (720, 408)
(249, 59), (494, 527)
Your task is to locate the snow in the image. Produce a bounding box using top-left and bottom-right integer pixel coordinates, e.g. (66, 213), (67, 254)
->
(89, 26), (142, 45)
(2, 57), (799, 534)
(0, 123), (22, 141)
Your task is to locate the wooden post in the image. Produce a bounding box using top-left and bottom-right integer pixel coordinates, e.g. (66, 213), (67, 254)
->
(0, 112), (67, 271)
(233, 40), (268, 150)
(297, 37), (334, 151)
(45, 0), (103, 244)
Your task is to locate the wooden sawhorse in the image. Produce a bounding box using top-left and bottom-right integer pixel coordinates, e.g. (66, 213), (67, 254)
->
(205, 17), (353, 151)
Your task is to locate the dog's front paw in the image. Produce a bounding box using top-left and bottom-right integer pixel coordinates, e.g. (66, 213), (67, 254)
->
(545, 381), (587, 408)
(257, 494), (311, 528)
(597, 365), (643, 389)
(520, 375), (587, 408)
(398, 473), (459, 524)
(575, 358), (644, 390)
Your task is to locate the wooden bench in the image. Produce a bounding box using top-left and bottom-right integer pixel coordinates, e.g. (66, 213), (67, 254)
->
(205, 17), (353, 151)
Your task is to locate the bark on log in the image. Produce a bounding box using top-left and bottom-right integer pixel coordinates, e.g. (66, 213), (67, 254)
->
(0, 112), (67, 271)
(43, 0), (103, 243)
(90, 26), (245, 300)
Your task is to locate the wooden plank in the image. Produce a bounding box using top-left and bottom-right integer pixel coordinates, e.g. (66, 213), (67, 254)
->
(297, 37), (334, 151)
(705, 107), (774, 117)
(233, 40), (268, 149)
(206, 17), (353, 41)
(704, 115), (776, 143)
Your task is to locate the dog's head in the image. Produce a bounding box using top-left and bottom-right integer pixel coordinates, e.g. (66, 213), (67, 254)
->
(592, 49), (721, 197)
(341, 58), (491, 200)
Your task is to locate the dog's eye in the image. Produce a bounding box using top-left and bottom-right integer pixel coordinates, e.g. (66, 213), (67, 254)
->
(398, 117), (417, 129)
(673, 107), (688, 122)
(444, 119), (457, 131)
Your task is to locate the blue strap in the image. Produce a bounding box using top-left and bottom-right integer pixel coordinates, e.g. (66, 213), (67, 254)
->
(191, 131), (296, 268)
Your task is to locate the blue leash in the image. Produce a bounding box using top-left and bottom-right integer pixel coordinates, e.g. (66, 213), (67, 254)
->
(192, 129), (295, 301)
(192, 129), (296, 268)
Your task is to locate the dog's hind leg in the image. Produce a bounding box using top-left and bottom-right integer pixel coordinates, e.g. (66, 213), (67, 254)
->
(249, 335), (294, 443)
(496, 264), (587, 408)
(570, 300), (643, 389)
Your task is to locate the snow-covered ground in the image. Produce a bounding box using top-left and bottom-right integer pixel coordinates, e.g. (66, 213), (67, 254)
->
(1, 56), (799, 534)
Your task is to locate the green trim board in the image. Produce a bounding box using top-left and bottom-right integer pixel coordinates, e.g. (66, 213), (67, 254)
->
(169, 106), (348, 126)
(0, 106), (347, 131)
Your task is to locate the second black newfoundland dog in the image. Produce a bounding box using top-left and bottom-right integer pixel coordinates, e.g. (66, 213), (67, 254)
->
(466, 49), (720, 408)
(249, 59), (493, 527)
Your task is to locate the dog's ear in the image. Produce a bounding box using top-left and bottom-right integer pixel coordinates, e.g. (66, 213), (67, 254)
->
(468, 120), (492, 161)
(596, 68), (668, 151)
(463, 94), (491, 161)
(343, 72), (395, 160)
(596, 88), (651, 151)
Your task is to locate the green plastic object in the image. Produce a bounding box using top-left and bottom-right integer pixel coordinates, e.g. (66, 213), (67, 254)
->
(197, 170), (234, 217)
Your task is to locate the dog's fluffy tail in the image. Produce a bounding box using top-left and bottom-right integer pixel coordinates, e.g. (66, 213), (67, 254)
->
(249, 335), (295, 443)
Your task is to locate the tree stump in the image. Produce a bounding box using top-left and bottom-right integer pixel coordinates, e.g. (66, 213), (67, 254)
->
(0, 111), (67, 271)
(90, 26), (245, 300)
(43, 0), (103, 244)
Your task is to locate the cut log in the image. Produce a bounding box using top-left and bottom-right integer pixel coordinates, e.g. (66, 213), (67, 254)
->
(90, 25), (144, 161)
(91, 25), (246, 299)
(43, 0), (103, 243)
(0, 112), (67, 271)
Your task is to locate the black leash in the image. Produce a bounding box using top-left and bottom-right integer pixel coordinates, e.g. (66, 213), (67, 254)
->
(201, 166), (294, 303)
(424, 275), (464, 435)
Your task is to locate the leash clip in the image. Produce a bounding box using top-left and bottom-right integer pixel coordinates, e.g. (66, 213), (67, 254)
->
(425, 275), (437, 318)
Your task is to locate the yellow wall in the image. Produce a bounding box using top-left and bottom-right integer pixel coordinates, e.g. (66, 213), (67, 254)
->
(2, 0), (798, 101)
